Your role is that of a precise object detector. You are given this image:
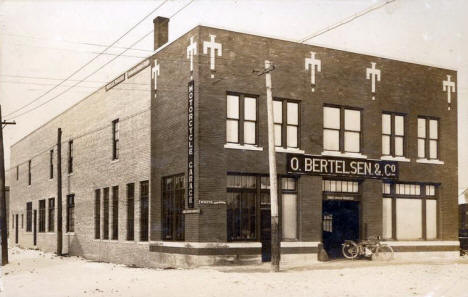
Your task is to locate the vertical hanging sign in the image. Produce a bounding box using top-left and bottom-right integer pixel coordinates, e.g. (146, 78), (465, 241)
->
(187, 80), (195, 208)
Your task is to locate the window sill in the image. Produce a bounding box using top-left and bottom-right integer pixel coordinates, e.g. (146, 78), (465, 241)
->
(321, 151), (367, 159)
(275, 147), (305, 154)
(111, 159), (120, 163)
(416, 159), (444, 165)
(224, 143), (263, 151)
(380, 156), (411, 162)
(67, 173), (74, 177)
(65, 232), (75, 235)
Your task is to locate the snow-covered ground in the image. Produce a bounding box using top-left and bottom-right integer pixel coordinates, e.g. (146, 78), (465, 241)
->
(2, 247), (468, 297)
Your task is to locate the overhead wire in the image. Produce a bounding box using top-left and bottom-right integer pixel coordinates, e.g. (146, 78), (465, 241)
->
(4, 0), (194, 121)
(4, 0), (170, 119)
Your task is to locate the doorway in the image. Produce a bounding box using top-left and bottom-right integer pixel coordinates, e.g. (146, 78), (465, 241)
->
(260, 209), (271, 262)
(15, 214), (19, 244)
(33, 210), (37, 246)
(322, 200), (360, 258)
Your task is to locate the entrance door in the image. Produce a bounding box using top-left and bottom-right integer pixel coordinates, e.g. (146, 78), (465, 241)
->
(15, 214), (19, 244)
(260, 209), (271, 262)
(33, 210), (37, 246)
(322, 200), (359, 258)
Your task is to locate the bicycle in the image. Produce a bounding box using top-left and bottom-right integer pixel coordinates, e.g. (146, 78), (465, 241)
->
(342, 236), (394, 261)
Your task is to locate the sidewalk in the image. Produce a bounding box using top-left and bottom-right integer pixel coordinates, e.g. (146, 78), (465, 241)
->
(1, 247), (468, 297)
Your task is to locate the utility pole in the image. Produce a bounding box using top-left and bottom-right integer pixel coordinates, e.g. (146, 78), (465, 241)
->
(0, 104), (16, 266)
(257, 60), (280, 272)
(56, 128), (62, 256)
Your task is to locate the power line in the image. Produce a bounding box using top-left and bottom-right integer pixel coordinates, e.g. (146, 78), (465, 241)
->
(5, 0), (194, 121)
(299, 0), (396, 43)
(8, 42), (149, 59)
(1, 32), (153, 53)
(4, 0), (170, 119)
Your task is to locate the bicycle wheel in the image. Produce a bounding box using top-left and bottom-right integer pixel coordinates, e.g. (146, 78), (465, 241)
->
(342, 241), (359, 259)
(375, 244), (394, 261)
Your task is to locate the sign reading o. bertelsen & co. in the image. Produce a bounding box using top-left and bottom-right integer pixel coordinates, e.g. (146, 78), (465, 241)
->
(187, 80), (195, 208)
(286, 154), (399, 179)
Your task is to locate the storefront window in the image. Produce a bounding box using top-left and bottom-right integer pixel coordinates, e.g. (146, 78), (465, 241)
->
(382, 182), (438, 240)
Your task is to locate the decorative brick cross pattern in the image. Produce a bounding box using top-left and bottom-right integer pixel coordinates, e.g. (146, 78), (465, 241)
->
(443, 74), (456, 111)
(186, 36), (198, 79)
(152, 59), (160, 94)
(366, 62), (381, 100)
(305, 51), (321, 92)
(203, 34), (222, 78)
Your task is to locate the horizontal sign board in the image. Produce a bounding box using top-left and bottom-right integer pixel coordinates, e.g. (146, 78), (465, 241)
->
(105, 73), (125, 91)
(126, 58), (150, 78)
(287, 154), (398, 179)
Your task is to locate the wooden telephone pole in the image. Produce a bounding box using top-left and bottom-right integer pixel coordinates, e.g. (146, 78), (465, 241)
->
(257, 61), (280, 272)
(56, 128), (63, 256)
(0, 104), (16, 266)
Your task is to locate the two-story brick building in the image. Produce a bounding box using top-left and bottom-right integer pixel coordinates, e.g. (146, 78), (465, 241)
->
(8, 17), (459, 267)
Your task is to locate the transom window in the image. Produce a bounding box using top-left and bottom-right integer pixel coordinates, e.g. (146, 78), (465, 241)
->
(418, 117), (439, 159)
(273, 99), (300, 149)
(322, 179), (360, 201)
(226, 94), (258, 145)
(382, 113), (405, 157)
(323, 106), (361, 153)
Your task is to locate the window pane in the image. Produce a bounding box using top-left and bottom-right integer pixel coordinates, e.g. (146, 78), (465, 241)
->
(244, 97), (257, 121)
(330, 180), (336, 192)
(426, 200), (437, 240)
(323, 107), (340, 129)
(227, 95), (239, 119)
(282, 194), (297, 239)
(404, 184), (410, 195)
(429, 140), (438, 159)
(382, 198), (392, 239)
(344, 109), (360, 132)
(282, 178), (296, 190)
(287, 126), (298, 148)
(395, 136), (404, 156)
(383, 183), (391, 194)
(241, 175), (256, 188)
(396, 199), (422, 240)
(426, 185), (435, 196)
(429, 120), (438, 139)
(418, 139), (425, 158)
(418, 118), (426, 137)
(323, 180), (331, 191)
(395, 115), (404, 136)
(273, 101), (282, 124)
(382, 114), (391, 134)
(274, 124), (282, 147)
(244, 121), (256, 144)
(323, 129), (339, 151)
(382, 135), (390, 155)
(287, 102), (298, 125)
(344, 131), (360, 153)
(226, 120), (238, 143)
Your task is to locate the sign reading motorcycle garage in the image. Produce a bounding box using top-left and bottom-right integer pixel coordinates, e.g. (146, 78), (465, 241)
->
(187, 80), (195, 208)
(286, 154), (399, 179)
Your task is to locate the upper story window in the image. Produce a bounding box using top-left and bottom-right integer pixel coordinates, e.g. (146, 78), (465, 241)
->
(273, 99), (300, 149)
(112, 119), (120, 160)
(382, 113), (405, 157)
(28, 160), (31, 185)
(323, 106), (361, 153)
(49, 149), (54, 179)
(68, 140), (73, 174)
(418, 117), (439, 160)
(226, 94), (258, 145)
(16, 165), (19, 180)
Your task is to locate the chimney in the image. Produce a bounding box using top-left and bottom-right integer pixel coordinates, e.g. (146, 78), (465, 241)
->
(153, 16), (169, 51)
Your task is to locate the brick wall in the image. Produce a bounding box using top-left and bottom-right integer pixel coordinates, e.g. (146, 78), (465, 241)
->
(196, 26), (458, 242)
(8, 63), (152, 263)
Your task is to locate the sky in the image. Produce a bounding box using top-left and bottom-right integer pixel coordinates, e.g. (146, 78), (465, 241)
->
(0, 0), (467, 202)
